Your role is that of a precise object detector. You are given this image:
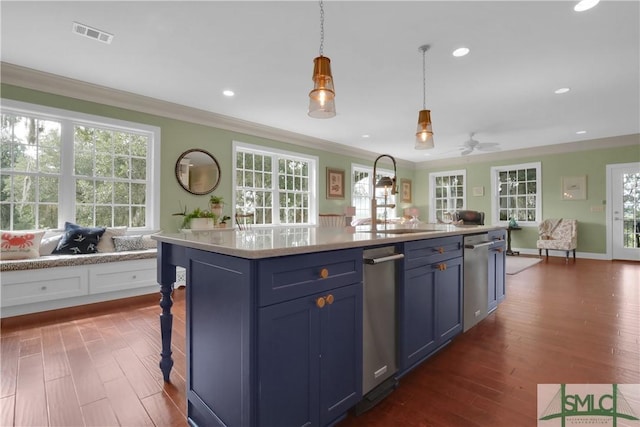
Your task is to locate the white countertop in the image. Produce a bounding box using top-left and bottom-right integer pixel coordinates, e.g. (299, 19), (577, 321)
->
(152, 223), (505, 259)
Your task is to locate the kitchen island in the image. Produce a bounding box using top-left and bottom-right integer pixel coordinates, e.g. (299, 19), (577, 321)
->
(153, 223), (506, 427)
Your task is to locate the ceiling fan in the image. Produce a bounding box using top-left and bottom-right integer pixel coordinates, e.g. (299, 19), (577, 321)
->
(459, 133), (501, 156)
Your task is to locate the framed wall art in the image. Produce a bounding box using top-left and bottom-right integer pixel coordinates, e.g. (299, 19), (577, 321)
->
(326, 168), (345, 199)
(561, 175), (587, 200)
(401, 179), (412, 203)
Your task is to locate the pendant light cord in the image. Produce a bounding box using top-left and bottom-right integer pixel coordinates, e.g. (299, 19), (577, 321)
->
(422, 48), (427, 110)
(319, 0), (325, 56)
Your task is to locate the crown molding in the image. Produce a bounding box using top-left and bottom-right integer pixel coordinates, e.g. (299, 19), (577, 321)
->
(414, 133), (640, 169)
(1, 62), (415, 169)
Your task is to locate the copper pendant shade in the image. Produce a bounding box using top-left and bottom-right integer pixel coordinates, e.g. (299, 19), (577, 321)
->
(415, 109), (434, 149)
(308, 55), (336, 118)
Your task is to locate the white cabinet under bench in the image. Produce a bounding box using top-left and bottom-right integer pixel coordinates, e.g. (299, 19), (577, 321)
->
(0, 251), (160, 318)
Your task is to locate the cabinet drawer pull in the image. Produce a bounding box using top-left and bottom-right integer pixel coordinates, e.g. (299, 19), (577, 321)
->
(319, 268), (329, 279)
(325, 294), (334, 305)
(438, 263), (447, 271)
(438, 247), (445, 254)
(41, 286), (47, 291)
(497, 248), (503, 253)
(316, 296), (326, 308)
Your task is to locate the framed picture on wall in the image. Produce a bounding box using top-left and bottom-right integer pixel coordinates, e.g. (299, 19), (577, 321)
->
(326, 168), (345, 199)
(401, 179), (412, 203)
(561, 175), (587, 200)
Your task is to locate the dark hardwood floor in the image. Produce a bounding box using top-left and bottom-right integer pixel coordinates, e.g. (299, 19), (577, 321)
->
(1, 257), (638, 426)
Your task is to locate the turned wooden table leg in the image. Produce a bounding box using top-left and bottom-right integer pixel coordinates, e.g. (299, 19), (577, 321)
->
(159, 281), (174, 382)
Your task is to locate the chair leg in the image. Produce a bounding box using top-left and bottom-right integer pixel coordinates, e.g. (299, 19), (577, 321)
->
(538, 249), (542, 257)
(565, 251), (569, 263)
(545, 249), (549, 259)
(573, 249), (576, 261)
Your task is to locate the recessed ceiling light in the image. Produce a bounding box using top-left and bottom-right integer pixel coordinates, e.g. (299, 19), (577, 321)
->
(574, 0), (600, 12)
(452, 47), (470, 57)
(576, 130), (587, 134)
(361, 134), (370, 138)
(555, 87), (571, 94)
(223, 90), (235, 97)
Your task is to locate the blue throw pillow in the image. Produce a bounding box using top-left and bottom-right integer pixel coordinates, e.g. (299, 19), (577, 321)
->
(53, 222), (106, 255)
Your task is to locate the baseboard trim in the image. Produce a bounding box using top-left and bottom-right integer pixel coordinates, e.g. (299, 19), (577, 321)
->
(514, 248), (610, 260)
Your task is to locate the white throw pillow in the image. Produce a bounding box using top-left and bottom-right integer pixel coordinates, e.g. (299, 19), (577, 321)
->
(97, 227), (128, 253)
(40, 234), (63, 256)
(0, 230), (46, 260)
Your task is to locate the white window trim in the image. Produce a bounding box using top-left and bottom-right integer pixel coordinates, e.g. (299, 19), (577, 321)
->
(232, 141), (318, 226)
(428, 169), (467, 223)
(0, 98), (161, 230)
(490, 161), (542, 226)
(351, 163), (396, 219)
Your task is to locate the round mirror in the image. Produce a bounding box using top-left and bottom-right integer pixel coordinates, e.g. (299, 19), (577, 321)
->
(175, 149), (221, 195)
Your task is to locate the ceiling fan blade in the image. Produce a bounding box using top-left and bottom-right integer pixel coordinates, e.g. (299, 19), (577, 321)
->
(460, 148), (473, 156)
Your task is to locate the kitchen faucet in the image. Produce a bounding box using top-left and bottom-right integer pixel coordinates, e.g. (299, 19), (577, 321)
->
(371, 154), (397, 232)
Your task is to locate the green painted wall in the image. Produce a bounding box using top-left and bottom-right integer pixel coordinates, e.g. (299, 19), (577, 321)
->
(1, 84), (415, 231)
(414, 139), (640, 255)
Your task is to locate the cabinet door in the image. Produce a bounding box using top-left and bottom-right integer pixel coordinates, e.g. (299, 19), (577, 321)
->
(259, 295), (320, 427)
(319, 284), (363, 426)
(400, 265), (437, 371)
(435, 256), (463, 343)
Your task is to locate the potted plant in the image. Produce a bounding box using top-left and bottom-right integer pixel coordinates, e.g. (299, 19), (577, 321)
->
(218, 215), (231, 228)
(181, 207), (217, 230)
(209, 195), (225, 220)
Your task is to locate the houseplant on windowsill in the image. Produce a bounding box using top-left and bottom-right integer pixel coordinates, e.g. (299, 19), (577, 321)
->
(181, 207), (218, 230)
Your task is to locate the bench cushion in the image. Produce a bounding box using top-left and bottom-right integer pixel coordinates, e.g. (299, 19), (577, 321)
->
(0, 249), (157, 272)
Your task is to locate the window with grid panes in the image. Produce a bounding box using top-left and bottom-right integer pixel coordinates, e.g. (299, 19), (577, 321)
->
(351, 164), (395, 221)
(491, 162), (541, 225)
(429, 170), (466, 222)
(0, 99), (159, 230)
(234, 143), (317, 226)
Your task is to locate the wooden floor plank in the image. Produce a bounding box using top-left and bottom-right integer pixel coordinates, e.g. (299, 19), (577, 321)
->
(103, 377), (155, 426)
(80, 398), (119, 427)
(141, 392), (187, 427)
(0, 395), (15, 427)
(41, 325), (71, 382)
(14, 353), (47, 427)
(112, 347), (162, 399)
(45, 376), (84, 427)
(0, 335), (20, 398)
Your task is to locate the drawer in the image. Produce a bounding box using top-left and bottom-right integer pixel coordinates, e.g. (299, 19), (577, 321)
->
(1, 267), (88, 307)
(258, 248), (362, 306)
(488, 229), (507, 242)
(89, 259), (157, 294)
(404, 236), (463, 270)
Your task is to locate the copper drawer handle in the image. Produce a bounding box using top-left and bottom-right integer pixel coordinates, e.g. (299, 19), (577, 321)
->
(438, 247), (445, 254)
(319, 268), (329, 279)
(326, 294), (334, 305)
(437, 263), (447, 271)
(316, 297), (326, 308)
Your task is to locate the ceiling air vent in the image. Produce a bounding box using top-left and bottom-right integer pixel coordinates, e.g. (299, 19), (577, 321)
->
(72, 22), (113, 44)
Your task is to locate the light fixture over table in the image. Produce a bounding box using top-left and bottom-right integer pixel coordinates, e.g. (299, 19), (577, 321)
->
(308, 0), (336, 118)
(415, 44), (434, 149)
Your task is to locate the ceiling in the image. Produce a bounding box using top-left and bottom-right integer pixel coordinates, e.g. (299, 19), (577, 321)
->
(1, 1), (639, 164)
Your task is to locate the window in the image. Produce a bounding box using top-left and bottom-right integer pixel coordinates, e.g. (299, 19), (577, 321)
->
(429, 170), (466, 222)
(351, 164), (395, 221)
(1, 99), (160, 231)
(234, 142), (317, 226)
(490, 162), (541, 225)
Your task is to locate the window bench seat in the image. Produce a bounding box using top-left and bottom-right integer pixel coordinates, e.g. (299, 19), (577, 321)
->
(1, 249), (160, 318)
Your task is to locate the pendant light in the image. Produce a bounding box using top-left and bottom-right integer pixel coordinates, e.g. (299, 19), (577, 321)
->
(308, 0), (336, 118)
(415, 44), (434, 149)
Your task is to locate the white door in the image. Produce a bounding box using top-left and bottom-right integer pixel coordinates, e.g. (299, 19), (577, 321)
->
(609, 162), (640, 261)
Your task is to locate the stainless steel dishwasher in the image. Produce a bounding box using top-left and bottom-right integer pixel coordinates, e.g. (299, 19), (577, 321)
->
(357, 246), (404, 414)
(463, 233), (493, 332)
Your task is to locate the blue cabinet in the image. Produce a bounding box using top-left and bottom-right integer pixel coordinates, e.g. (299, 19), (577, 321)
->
(488, 229), (506, 313)
(399, 237), (463, 374)
(185, 247), (362, 427)
(259, 284), (362, 427)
